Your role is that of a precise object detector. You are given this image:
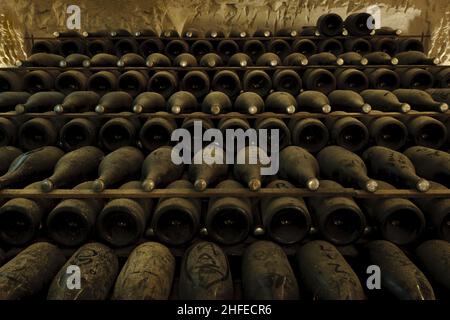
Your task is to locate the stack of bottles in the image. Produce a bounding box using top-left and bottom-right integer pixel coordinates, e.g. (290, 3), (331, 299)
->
(0, 12), (449, 300)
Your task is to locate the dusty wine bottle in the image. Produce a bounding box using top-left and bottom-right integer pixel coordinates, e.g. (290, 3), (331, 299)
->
(401, 115), (447, 149)
(317, 145), (378, 192)
(150, 180), (201, 245)
(292, 39), (317, 57)
(165, 40), (190, 61)
(188, 146), (228, 191)
(167, 91), (198, 114)
(180, 71), (210, 99)
(318, 38), (344, 56)
(99, 116), (140, 151)
(393, 89), (448, 113)
(233, 146), (267, 191)
(0, 242), (65, 300)
(23, 70), (58, 93)
(345, 13), (375, 36)
(179, 242), (233, 300)
(0, 117), (17, 146)
(254, 116), (291, 150)
(87, 70), (119, 94)
(365, 240), (435, 300)
(396, 67), (434, 90)
(132, 92), (165, 114)
(54, 91), (100, 114)
(95, 91), (133, 114)
(93, 146), (144, 192)
(344, 39), (372, 55)
(334, 68), (369, 92)
(261, 180), (311, 244)
(59, 118), (99, 151)
(265, 91), (297, 114)
(234, 91), (265, 115)
(211, 70), (242, 98)
(308, 180), (366, 245)
(141, 146), (184, 191)
(112, 242), (175, 300)
(140, 38), (165, 57)
(324, 115), (369, 152)
(0, 146), (22, 175)
(63, 53), (90, 67)
(289, 117), (329, 153)
(146, 52), (171, 68)
(205, 179), (252, 245)
(139, 112), (176, 151)
(317, 13), (344, 36)
(55, 70), (89, 95)
(0, 92), (31, 112)
(272, 69), (303, 96)
(97, 181), (152, 246)
(83, 53), (119, 68)
(296, 240), (366, 300)
(360, 89), (410, 113)
(87, 38), (114, 56)
(395, 51), (439, 65)
(118, 70), (149, 98)
(17, 53), (66, 67)
(191, 40), (214, 58)
(302, 68), (336, 94)
(328, 90), (371, 113)
(148, 71), (178, 99)
(308, 52), (343, 66)
(283, 53), (309, 66)
(296, 90), (331, 113)
(361, 115), (408, 150)
(40, 146), (104, 192)
(363, 51), (397, 65)
(47, 242), (118, 300)
(201, 91), (232, 115)
(0, 71), (23, 92)
(416, 240), (450, 292)
(117, 53), (146, 67)
(371, 37), (399, 56)
(173, 53), (197, 68)
(47, 181), (105, 246)
(0, 146), (64, 189)
(362, 146), (430, 192)
(18, 117), (58, 151)
(279, 146), (320, 190)
(199, 53), (224, 68)
(15, 91), (65, 114)
(242, 241), (299, 300)
(242, 70), (272, 97)
(338, 52), (368, 65)
(242, 40), (266, 62)
(360, 180), (425, 245)
(228, 53), (253, 67)
(267, 39), (291, 60)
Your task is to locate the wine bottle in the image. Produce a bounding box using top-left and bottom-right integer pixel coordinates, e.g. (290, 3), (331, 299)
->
(134, 28), (157, 37)
(191, 40), (213, 58)
(256, 52), (282, 67)
(117, 53), (145, 67)
(210, 70), (241, 98)
(139, 38), (165, 57)
(0, 117), (17, 146)
(365, 240), (435, 300)
(397, 67), (434, 90)
(344, 38), (372, 55)
(93, 146), (144, 192)
(59, 118), (99, 151)
(242, 40), (266, 61)
(296, 240), (366, 300)
(217, 113), (251, 133)
(47, 181), (104, 246)
(426, 88), (450, 105)
(18, 117), (59, 151)
(360, 89), (410, 113)
(363, 51), (397, 65)
(139, 112), (177, 151)
(360, 180), (425, 244)
(31, 39), (61, 54)
(41, 146), (103, 192)
(146, 53), (171, 68)
(83, 53), (119, 67)
(242, 241), (299, 300)
(15, 91), (65, 114)
(118, 70), (149, 97)
(401, 115), (447, 149)
(179, 242), (233, 300)
(395, 51), (439, 65)
(99, 116), (140, 151)
(228, 53), (253, 67)
(201, 91), (232, 115)
(265, 91), (297, 114)
(167, 91), (198, 114)
(87, 70), (119, 94)
(432, 68), (450, 88)
(0, 146), (22, 175)
(296, 90), (331, 113)
(216, 39), (239, 62)
(63, 53), (90, 67)
(141, 146), (184, 191)
(267, 39), (291, 59)
(279, 146), (320, 190)
(362, 146), (430, 192)
(150, 180), (201, 245)
(318, 38), (344, 56)
(242, 70), (272, 97)
(308, 180), (366, 244)
(87, 38), (114, 56)
(17, 53), (65, 67)
(0, 71), (23, 92)
(308, 52), (343, 66)
(374, 26), (402, 36)
(0, 242), (65, 300)
(148, 71), (178, 99)
(0, 182), (55, 245)
(275, 28), (297, 37)
(324, 115), (369, 152)
(302, 68), (336, 94)
(361, 115), (408, 150)
(283, 52), (308, 66)
(334, 68), (369, 92)
(371, 37), (399, 56)
(292, 39), (317, 57)
(113, 37), (139, 57)
(272, 69), (303, 96)
(288, 117), (329, 153)
(60, 38), (86, 56)
(393, 89), (448, 113)
(54, 91), (100, 114)
(165, 40), (190, 60)
(0, 92), (30, 112)
(112, 242), (175, 300)
(233, 146), (268, 191)
(47, 243), (119, 300)
(399, 38), (424, 52)
(95, 91), (133, 114)
(173, 53), (197, 67)
(411, 181), (450, 241)
(317, 13), (344, 36)
(300, 26), (320, 36)
(180, 71), (210, 99)
(97, 181), (152, 246)
(188, 146), (228, 191)
(55, 70), (89, 94)
(338, 52), (368, 65)
(328, 90), (371, 113)
(132, 92), (165, 114)
(254, 116), (291, 150)
(317, 145), (378, 192)
(345, 13), (375, 36)
(205, 180), (252, 245)
(199, 53), (224, 68)
(261, 180), (311, 244)
(253, 29), (272, 37)
(234, 92), (265, 115)
(23, 70), (57, 93)
(416, 240), (450, 292)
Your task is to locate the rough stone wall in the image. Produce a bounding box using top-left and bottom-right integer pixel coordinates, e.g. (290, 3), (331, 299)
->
(1, 0), (449, 66)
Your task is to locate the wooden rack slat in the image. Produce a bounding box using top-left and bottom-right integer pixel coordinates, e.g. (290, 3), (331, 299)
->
(1, 188), (449, 199)
(0, 110), (447, 119)
(2, 64), (448, 72)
